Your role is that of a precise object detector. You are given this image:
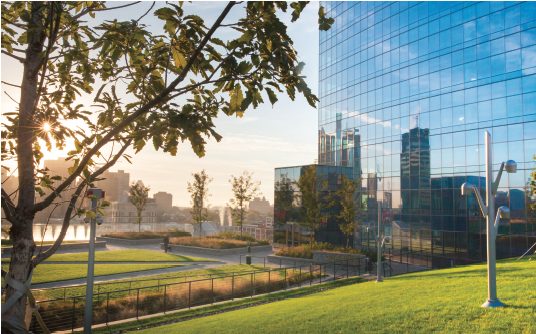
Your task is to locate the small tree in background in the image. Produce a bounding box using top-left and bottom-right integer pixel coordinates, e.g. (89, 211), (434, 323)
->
(129, 182), (150, 232)
(333, 175), (365, 249)
(228, 171), (261, 239)
(246, 210), (261, 221)
(296, 164), (332, 248)
(274, 174), (295, 243)
(187, 170), (212, 238)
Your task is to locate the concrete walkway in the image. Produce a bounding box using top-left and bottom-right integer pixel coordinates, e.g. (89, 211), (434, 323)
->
(33, 261), (221, 265)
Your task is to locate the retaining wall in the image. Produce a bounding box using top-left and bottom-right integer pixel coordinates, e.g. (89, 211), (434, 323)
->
(1, 241), (106, 256)
(163, 243), (272, 256)
(96, 237), (163, 246)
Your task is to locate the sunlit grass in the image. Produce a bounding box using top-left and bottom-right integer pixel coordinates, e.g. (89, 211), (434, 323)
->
(138, 257), (535, 333)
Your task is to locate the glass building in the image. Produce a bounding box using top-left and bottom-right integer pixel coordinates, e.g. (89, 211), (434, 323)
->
(317, 1), (536, 267)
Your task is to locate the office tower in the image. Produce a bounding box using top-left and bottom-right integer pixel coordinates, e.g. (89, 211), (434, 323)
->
(318, 1), (536, 267)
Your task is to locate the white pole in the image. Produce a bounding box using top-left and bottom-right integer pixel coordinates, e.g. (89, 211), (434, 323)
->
(483, 131), (503, 307)
(376, 202), (383, 283)
(84, 196), (97, 333)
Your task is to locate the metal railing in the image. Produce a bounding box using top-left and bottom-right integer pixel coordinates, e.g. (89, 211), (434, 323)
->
(29, 263), (335, 333)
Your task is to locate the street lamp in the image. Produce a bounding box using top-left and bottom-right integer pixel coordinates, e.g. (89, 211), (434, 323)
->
(367, 202), (391, 283)
(460, 131), (516, 308)
(84, 188), (104, 333)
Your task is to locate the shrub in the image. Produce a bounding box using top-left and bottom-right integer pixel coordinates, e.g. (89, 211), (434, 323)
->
(207, 231), (257, 242)
(169, 237), (269, 249)
(101, 231), (190, 240)
(275, 243), (384, 261)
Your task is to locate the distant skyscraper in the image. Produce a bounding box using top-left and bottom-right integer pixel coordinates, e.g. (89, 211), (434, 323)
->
(94, 170), (130, 203)
(153, 191), (173, 213)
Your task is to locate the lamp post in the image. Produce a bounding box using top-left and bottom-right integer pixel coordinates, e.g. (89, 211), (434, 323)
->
(460, 131), (516, 308)
(368, 202), (390, 283)
(84, 188), (104, 333)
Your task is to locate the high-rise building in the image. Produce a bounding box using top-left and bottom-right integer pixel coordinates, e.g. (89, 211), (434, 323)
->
(34, 157), (78, 224)
(249, 196), (272, 214)
(317, 1), (536, 267)
(153, 191), (173, 213)
(94, 170), (130, 203)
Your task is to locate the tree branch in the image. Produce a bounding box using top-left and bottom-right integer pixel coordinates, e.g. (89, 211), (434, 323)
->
(72, 1), (142, 21)
(32, 138), (133, 265)
(2, 81), (21, 88)
(1, 188), (20, 226)
(29, 1), (238, 215)
(1, 50), (26, 63)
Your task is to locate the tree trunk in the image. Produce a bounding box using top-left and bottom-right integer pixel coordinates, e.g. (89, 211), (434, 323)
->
(4, 220), (36, 331)
(4, 2), (47, 328)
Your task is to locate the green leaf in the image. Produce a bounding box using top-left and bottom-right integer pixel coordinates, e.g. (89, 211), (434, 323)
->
(265, 87), (278, 107)
(230, 84), (244, 113)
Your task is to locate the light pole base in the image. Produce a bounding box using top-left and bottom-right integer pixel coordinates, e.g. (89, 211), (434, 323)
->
(481, 299), (504, 308)
(375, 279), (383, 283)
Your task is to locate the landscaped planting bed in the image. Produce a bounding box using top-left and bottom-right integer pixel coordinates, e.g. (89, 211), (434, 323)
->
(275, 242), (380, 260)
(169, 237), (269, 250)
(100, 231), (190, 240)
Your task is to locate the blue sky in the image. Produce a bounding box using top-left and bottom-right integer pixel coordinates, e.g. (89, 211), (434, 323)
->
(0, 2), (320, 207)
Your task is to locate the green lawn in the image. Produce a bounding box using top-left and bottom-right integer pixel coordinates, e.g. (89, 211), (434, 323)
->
(84, 277), (366, 334)
(137, 257), (535, 333)
(1, 249), (214, 263)
(1, 263), (186, 285)
(35, 264), (268, 300)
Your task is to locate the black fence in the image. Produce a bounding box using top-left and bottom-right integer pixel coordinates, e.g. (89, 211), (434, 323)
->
(29, 264), (335, 333)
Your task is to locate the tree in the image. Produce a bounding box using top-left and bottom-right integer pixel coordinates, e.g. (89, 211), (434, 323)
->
(0, 1), (333, 327)
(296, 164), (332, 248)
(128, 181), (150, 232)
(333, 175), (365, 249)
(187, 170), (212, 238)
(274, 174), (295, 243)
(228, 171), (260, 239)
(246, 210), (260, 221)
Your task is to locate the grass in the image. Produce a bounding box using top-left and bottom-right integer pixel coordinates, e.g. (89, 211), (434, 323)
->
(170, 236), (269, 249)
(1, 240), (80, 247)
(35, 264), (269, 300)
(1, 263), (186, 285)
(1, 249), (214, 263)
(100, 231), (190, 240)
(82, 276), (366, 334)
(135, 257), (535, 333)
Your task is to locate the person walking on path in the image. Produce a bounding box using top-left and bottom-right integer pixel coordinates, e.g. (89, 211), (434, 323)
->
(163, 234), (170, 253)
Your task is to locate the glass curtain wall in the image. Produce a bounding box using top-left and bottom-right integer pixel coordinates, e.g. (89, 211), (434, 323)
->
(318, 1), (536, 268)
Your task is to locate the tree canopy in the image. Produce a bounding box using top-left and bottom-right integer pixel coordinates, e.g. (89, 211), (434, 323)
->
(0, 2), (333, 330)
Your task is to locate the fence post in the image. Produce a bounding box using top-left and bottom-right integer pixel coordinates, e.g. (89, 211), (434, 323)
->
(333, 263), (336, 281)
(97, 284), (100, 303)
(320, 265), (322, 284)
(164, 285), (167, 314)
(136, 289), (139, 319)
(280, 259), (281, 268)
(189, 281), (192, 309)
(407, 253), (409, 273)
(299, 266), (301, 287)
(211, 278), (214, 304)
(251, 273), (253, 297)
(347, 260), (349, 278)
(284, 269), (287, 290)
(268, 271), (271, 293)
(64, 287), (66, 301)
(232, 275), (234, 301)
(310, 265), (312, 286)
(158, 279), (160, 292)
(72, 298), (76, 332)
(106, 292), (109, 324)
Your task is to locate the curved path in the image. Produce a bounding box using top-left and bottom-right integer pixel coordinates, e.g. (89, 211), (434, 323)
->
(27, 242), (276, 290)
